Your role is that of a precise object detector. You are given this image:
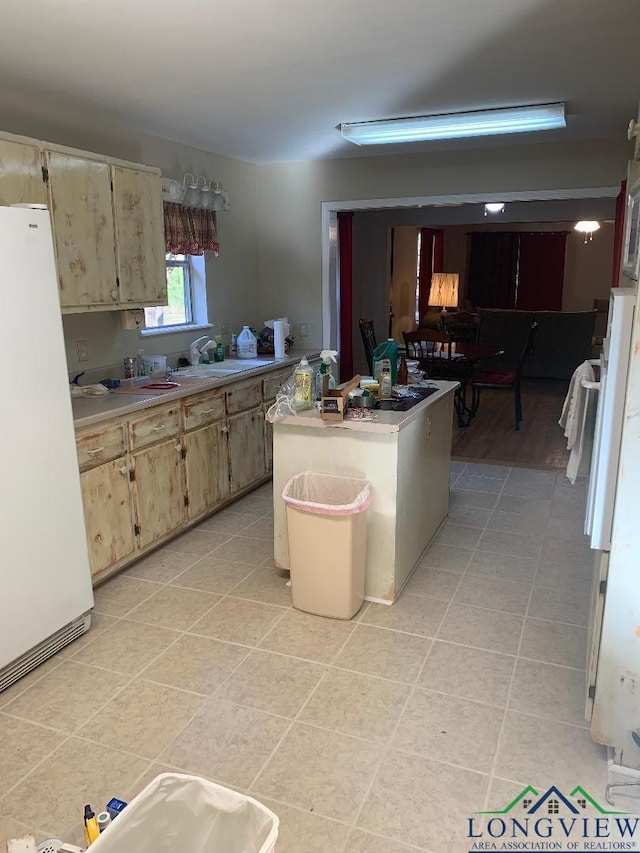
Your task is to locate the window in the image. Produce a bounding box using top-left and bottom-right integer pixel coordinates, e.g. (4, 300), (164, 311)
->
(142, 254), (209, 335)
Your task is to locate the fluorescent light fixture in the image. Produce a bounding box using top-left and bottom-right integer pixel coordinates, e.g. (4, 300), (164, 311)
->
(484, 203), (505, 215)
(340, 103), (566, 146)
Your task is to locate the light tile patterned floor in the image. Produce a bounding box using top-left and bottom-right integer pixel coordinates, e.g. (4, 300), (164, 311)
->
(0, 466), (610, 852)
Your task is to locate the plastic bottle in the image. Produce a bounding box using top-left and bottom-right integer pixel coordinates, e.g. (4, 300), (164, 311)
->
(379, 369), (392, 399)
(214, 339), (224, 362)
(237, 325), (257, 359)
(373, 338), (398, 385)
(293, 357), (314, 409)
(315, 350), (338, 400)
(397, 356), (408, 386)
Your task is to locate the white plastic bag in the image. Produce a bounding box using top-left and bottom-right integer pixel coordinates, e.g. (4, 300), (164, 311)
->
(89, 773), (278, 853)
(282, 471), (372, 516)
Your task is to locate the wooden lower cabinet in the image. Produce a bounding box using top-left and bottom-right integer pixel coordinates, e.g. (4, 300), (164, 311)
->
(228, 407), (266, 494)
(264, 404), (273, 475)
(184, 421), (230, 519)
(80, 456), (136, 578)
(132, 438), (186, 548)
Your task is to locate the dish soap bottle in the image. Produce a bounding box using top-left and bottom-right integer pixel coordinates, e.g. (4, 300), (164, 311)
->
(294, 357), (314, 410)
(315, 349), (338, 400)
(214, 337), (225, 362)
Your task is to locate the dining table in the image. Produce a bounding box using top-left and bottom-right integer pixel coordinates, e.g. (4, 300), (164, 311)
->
(416, 341), (504, 427)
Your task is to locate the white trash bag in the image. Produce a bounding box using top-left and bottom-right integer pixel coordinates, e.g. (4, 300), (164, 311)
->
(89, 773), (279, 853)
(282, 471), (372, 516)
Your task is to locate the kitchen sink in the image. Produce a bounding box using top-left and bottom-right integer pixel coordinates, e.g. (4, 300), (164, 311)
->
(173, 358), (277, 379)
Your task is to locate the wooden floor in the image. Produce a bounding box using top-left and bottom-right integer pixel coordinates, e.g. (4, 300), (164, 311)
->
(451, 379), (571, 470)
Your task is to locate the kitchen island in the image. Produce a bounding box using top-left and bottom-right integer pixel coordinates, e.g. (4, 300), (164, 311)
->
(272, 380), (457, 604)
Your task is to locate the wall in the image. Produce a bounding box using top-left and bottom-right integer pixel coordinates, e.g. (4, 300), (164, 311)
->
(0, 89), (258, 378)
(256, 139), (629, 351)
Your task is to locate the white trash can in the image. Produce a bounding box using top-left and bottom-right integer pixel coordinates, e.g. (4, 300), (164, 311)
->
(282, 471), (372, 619)
(89, 773), (279, 853)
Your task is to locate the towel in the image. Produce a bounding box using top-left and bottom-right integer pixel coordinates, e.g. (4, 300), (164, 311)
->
(559, 361), (597, 484)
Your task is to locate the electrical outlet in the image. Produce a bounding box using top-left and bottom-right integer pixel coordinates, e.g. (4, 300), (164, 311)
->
(299, 323), (308, 338)
(77, 340), (89, 362)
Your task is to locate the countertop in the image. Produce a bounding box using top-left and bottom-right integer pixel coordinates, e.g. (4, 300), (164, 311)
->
(72, 351), (320, 429)
(273, 380), (458, 435)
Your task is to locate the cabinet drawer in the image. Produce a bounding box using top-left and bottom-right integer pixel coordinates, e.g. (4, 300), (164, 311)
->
(129, 404), (181, 450)
(263, 369), (292, 403)
(183, 390), (225, 431)
(226, 381), (262, 414)
(76, 423), (127, 471)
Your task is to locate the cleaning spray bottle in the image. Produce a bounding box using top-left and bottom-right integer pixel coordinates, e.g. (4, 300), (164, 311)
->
(315, 350), (338, 400)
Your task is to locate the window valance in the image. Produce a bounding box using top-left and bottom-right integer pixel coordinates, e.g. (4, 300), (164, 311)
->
(164, 202), (220, 256)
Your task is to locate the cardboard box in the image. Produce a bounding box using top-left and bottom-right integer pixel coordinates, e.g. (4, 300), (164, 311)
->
(320, 374), (361, 421)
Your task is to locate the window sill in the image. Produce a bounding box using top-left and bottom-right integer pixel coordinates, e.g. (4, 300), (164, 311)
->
(140, 323), (213, 338)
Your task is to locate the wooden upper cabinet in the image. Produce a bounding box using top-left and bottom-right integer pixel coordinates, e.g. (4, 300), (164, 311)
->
(46, 151), (118, 309)
(111, 166), (167, 306)
(0, 139), (47, 207)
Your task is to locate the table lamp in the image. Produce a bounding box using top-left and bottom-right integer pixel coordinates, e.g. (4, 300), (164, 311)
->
(429, 273), (459, 313)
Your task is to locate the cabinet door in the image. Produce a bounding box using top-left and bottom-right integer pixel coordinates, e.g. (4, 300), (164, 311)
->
(184, 421), (230, 519)
(133, 438), (186, 547)
(228, 408), (266, 495)
(80, 456), (136, 578)
(111, 166), (167, 306)
(46, 151), (118, 309)
(0, 140), (46, 207)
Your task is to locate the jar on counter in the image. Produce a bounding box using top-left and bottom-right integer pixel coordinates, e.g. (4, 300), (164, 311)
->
(123, 356), (136, 379)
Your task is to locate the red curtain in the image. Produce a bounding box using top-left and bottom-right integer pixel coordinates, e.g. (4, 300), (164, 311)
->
(417, 228), (443, 320)
(338, 212), (354, 381)
(516, 232), (567, 311)
(467, 232), (519, 309)
(612, 180), (627, 287)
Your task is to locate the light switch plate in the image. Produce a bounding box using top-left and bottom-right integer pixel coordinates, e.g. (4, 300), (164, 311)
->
(77, 340), (88, 362)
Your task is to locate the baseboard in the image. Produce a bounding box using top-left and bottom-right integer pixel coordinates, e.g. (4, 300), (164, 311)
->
(451, 454), (563, 471)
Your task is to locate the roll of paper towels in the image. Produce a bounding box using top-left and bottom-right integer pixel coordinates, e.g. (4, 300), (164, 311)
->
(273, 320), (286, 359)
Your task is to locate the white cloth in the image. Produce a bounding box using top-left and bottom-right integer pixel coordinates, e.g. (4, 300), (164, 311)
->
(559, 361), (597, 484)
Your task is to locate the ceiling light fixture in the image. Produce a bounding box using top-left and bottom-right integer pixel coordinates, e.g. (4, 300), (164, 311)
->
(161, 175), (231, 211)
(340, 103), (566, 146)
(574, 220), (601, 243)
(484, 203), (505, 216)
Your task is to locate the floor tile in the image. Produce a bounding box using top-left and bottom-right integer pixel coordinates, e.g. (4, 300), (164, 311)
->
(244, 517), (274, 541)
(56, 612), (118, 659)
(403, 567), (461, 602)
(0, 658), (63, 710)
(228, 566), (293, 606)
(197, 509), (260, 535)
(171, 556), (256, 594)
(300, 669), (409, 741)
(343, 830), (419, 853)
(358, 749), (488, 850)
(495, 494), (552, 515)
(507, 468), (557, 485)
(520, 618), (587, 669)
(127, 585), (221, 631)
(93, 576), (162, 617)
(0, 715), (63, 791)
(231, 494), (273, 516)
(454, 575), (531, 615)
(541, 535), (593, 565)
(486, 776), (531, 809)
(455, 474), (504, 494)
(468, 463), (509, 479)
(211, 536), (274, 565)
(164, 528), (232, 556)
(78, 679), (203, 760)
(71, 619), (180, 675)
(535, 558), (593, 592)
(161, 699), (289, 788)
(190, 596), (285, 646)
(448, 504), (492, 529)
(501, 481), (555, 500)
(258, 609), (354, 663)
(418, 543), (473, 573)
(142, 634), (250, 694)
(477, 529), (542, 559)
(123, 549), (198, 583)
(487, 510), (548, 537)
(450, 461), (467, 474)
(3, 661), (127, 733)
(394, 688), (503, 772)
(362, 594), (447, 638)
(450, 489), (500, 509)
(495, 711), (608, 791)
(467, 551), (538, 585)
(509, 659), (588, 727)
(253, 723), (382, 823)
(437, 604), (523, 654)
(528, 584), (590, 626)
(0, 737), (147, 836)
(256, 798), (349, 853)
(435, 522), (482, 549)
(334, 625), (431, 684)
(0, 816), (32, 853)
(418, 641), (515, 706)
(554, 480), (589, 503)
(548, 496), (586, 522)
(216, 650), (324, 717)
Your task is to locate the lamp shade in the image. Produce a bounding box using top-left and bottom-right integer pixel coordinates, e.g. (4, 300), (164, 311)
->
(429, 273), (459, 309)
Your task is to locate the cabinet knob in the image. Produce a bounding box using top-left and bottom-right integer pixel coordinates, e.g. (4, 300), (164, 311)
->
(111, 289), (118, 301)
(86, 447), (105, 455)
(119, 465), (128, 476)
(151, 425), (165, 432)
(175, 444), (182, 453)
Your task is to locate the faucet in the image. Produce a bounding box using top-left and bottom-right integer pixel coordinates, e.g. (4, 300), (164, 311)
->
(189, 335), (211, 366)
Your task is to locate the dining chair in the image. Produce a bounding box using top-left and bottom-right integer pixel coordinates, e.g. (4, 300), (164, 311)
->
(441, 311), (481, 343)
(470, 321), (538, 430)
(359, 319), (378, 375)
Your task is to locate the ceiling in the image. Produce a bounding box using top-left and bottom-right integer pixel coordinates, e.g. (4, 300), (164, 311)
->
(1, 0), (638, 163)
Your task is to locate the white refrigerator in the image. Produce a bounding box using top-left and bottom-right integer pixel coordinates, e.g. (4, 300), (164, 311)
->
(0, 204), (93, 692)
